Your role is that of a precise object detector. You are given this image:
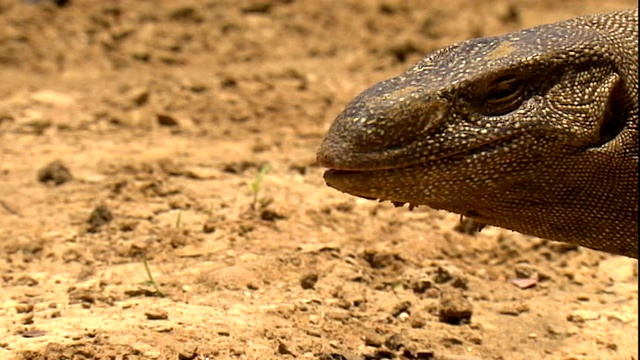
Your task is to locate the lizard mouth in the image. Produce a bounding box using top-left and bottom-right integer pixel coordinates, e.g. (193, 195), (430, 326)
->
(319, 133), (521, 203)
(320, 134), (517, 174)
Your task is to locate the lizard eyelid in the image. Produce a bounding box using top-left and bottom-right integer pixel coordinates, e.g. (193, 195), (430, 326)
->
(483, 76), (526, 115)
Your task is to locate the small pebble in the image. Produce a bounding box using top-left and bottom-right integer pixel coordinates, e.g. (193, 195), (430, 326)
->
(438, 289), (473, 325)
(37, 160), (72, 185)
(300, 273), (319, 289)
(145, 308), (169, 320)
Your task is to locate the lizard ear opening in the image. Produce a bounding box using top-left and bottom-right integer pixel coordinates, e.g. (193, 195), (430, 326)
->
(595, 75), (625, 146)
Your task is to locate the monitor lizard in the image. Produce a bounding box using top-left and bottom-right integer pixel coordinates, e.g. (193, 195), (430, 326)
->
(317, 9), (638, 258)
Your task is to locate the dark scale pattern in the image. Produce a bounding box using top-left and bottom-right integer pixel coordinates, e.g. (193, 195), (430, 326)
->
(317, 9), (638, 258)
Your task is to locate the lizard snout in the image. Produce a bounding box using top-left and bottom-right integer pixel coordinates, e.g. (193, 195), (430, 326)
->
(317, 78), (449, 171)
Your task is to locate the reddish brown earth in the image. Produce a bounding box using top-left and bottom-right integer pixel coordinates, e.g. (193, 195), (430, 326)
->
(0, 1), (637, 359)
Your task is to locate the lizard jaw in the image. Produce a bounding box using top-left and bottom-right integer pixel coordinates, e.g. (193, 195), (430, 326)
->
(319, 133), (522, 205)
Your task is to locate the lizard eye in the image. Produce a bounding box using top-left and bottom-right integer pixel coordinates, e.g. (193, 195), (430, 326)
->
(483, 76), (525, 115)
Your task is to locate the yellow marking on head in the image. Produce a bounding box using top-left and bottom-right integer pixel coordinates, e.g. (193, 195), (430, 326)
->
(365, 85), (421, 107)
(387, 85), (420, 99)
(485, 41), (516, 60)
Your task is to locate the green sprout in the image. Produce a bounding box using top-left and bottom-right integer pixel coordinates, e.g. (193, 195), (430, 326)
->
(175, 210), (182, 228)
(137, 210), (184, 298)
(141, 255), (165, 297)
(250, 164), (272, 210)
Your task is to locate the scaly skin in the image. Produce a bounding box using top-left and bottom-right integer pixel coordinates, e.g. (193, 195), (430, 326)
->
(317, 9), (638, 258)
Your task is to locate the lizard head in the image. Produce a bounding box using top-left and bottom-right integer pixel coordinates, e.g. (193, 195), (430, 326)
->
(316, 11), (638, 253)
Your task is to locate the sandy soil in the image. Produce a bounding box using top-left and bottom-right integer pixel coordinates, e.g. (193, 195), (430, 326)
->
(0, 1), (637, 359)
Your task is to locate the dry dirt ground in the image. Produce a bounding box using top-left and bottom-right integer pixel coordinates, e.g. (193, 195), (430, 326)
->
(0, 1), (637, 359)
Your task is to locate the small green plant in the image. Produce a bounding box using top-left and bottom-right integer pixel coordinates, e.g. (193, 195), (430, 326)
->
(250, 163), (272, 210)
(174, 210), (182, 228)
(136, 210), (184, 298)
(141, 255), (165, 297)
